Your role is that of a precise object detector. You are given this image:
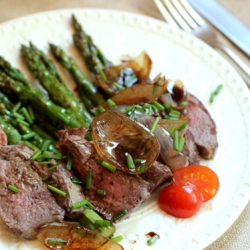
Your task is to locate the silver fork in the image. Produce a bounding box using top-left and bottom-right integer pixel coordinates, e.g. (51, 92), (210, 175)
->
(154, 0), (250, 88)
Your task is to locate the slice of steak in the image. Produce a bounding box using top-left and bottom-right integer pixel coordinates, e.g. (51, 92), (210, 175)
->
(183, 93), (218, 159)
(57, 127), (171, 221)
(0, 145), (65, 239)
(75, 156), (151, 221)
(31, 160), (85, 219)
(140, 161), (173, 191)
(182, 129), (200, 165)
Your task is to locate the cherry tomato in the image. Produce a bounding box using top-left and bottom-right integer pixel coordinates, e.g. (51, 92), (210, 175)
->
(173, 165), (219, 202)
(158, 182), (202, 218)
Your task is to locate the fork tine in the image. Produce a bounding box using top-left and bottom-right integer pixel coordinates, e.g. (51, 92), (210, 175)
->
(179, 0), (206, 26)
(154, 0), (180, 28)
(162, 0), (192, 31)
(171, 0), (198, 29)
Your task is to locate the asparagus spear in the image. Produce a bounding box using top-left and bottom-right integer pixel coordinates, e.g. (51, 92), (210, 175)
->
(29, 42), (65, 84)
(50, 43), (106, 108)
(71, 14), (111, 75)
(0, 72), (81, 129)
(0, 56), (32, 86)
(21, 44), (92, 128)
(0, 117), (22, 144)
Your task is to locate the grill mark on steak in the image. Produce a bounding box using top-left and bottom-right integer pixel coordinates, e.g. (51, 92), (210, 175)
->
(57, 127), (173, 221)
(183, 93), (218, 160)
(0, 145), (65, 239)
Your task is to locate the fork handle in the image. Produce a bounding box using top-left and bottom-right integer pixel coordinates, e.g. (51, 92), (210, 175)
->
(215, 43), (250, 88)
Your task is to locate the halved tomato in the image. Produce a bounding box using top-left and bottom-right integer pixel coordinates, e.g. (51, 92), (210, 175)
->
(173, 165), (219, 202)
(158, 181), (202, 218)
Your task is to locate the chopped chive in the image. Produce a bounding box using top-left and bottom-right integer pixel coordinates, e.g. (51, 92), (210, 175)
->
(170, 125), (177, 136)
(134, 158), (146, 164)
(137, 164), (146, 173)
(147, 234), (160, 246)
(113, 208), (127, 221)
(15, 118), (30, 126)
(27, 105), (35, 120)
(210, 84), (223, 103)
(210, 93), (215, 103)
(168, 109), (180, 119)
(163, 103), (172, 111)
(94, 219), (111, 227)
(119, 107), (127, 113)
(31, 150), (42, 160)
(214, 84), (223, 95)
(96, 189), (106, 197)
(20, 107), (33, 123)
(177, 122), (188, 132)
(86, 169), (92, 190)
(119, 105), (134, 114)
(99, 69), (107, 81)
(173, 130), (179, 151)
(148, 105), (153, 116)
(97, 159), (116, 172)
(41, 139), (52, 151)
(42, 175), (51, 182)
(126, 153), (135, 171)
(70, 176), (84, 185)
(111, 235), (124, 243)
(124, 75), (137, 87)
(23, 141), (39, 151)
(11, 101), (22, 113)
(153, 82), (161, 95)
(98, 106), (106, 113)
(134, 104), (144, 113)
(22, 132), (37, 140)
(179, 101), (189, 107)
(48, 163), (60, 171)
(12, 112), (24, 120)
(113, 82), (125, 90)
(47, 238), (68, 245)
(151, 100), (165, 111)
(150, 116), (160, 134)
(47, 185), (67, 197)
(7, 184), (19, 193)
(40, 151), (66, 159)
(66, 156), (72, 170)
(107, 99), (116, 108)
(71, 199), (88, 209)
(177, 136), (185, 152)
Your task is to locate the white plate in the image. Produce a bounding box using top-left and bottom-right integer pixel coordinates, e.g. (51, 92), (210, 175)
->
(0, 9), (250, 250)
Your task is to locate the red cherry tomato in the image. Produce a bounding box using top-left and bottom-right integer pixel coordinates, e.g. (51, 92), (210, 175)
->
(173, 165), (219, 202)
(158, 182), (202, 218)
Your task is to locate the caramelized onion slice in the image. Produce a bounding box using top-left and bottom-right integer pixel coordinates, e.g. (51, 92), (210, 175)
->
(37, 222), (123, 250)
(137, 116), (188, 172)
(96, 51), (152, 96)
(103, 77), (168, 107)
(92, 111), (160, 174)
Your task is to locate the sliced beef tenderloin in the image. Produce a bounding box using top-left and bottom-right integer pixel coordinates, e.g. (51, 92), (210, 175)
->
(182, 129), (200, 165)
(31, 160), (85, 219)
(183, 93), (218, 159)
(74, 156), (151, 221)
(0, 145), (65, 239)
(57, 127), (171, 222)
(139, 161), (173, 191)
